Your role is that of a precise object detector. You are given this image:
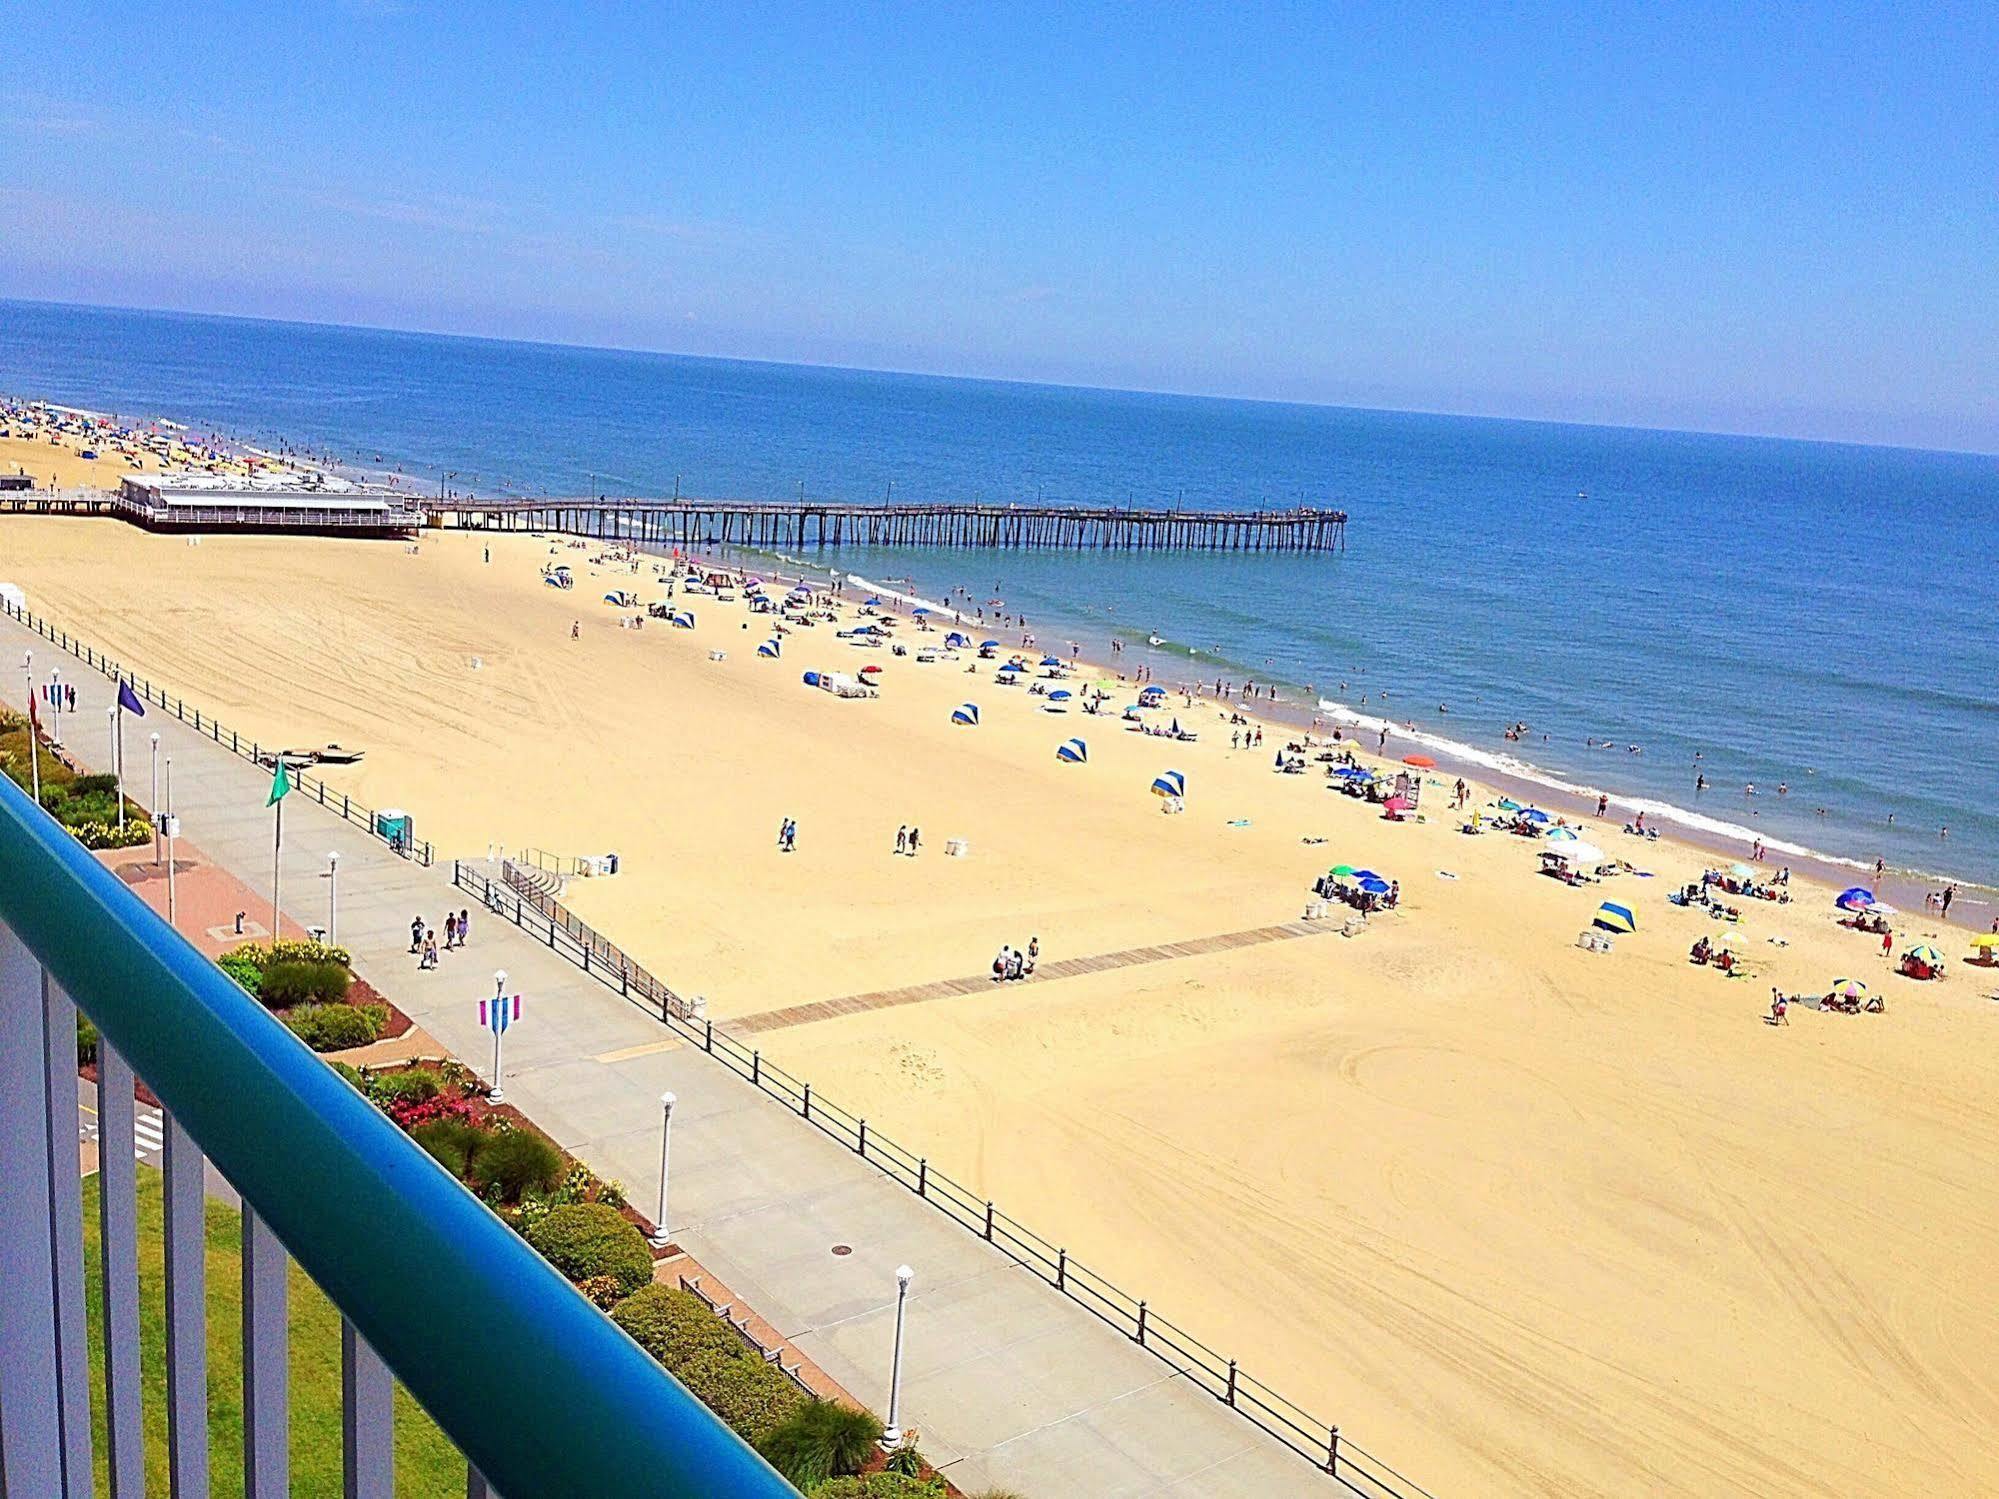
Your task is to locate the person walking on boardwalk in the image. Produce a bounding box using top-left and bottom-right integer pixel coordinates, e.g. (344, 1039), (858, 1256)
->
(444, 912), (458, 950)
(410, 914), (424, 953)
(458, 907), (470, 945)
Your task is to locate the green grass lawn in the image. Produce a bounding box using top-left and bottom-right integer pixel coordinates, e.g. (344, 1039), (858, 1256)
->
(82, 1167), (466, 1496)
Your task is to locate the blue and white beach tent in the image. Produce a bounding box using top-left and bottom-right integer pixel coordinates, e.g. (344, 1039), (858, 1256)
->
(757, 639), (781, 658)
(1150, 769), (1187, 799)
(1057, 737), (1088, 764)
(671, 611), (695, 629)
(951, 703), (980, 726)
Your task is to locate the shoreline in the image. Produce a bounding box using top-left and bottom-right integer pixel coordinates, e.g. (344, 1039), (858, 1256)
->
(682, 530), (1998, 932)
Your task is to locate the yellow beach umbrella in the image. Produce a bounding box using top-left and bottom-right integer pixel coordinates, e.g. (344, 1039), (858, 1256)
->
(1970, 934), (1999, 949)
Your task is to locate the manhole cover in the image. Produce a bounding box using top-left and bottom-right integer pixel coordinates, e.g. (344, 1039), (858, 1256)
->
(830, 1243), (853, 1257)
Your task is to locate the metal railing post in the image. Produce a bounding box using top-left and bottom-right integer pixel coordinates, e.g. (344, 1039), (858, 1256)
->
(0, 921), (64, 1496)
(243, 1205), (291, 1495)
(42, 975), (94, 1494)
(342, 1319), (396, 1498)
(163, 1111), (211, 1496)
(97, 1040), (144, 1496)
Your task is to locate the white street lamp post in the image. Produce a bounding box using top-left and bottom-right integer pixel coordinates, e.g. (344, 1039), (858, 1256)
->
(489, 969), (509, 1102)
(150, 732), (161, 862)
(107, 707), (123, 829)
(882, 1264), (914, 1449)
(326, 851), (340, 945)
(650, 1092), (676, 1247)
(23, 651), (39, 806)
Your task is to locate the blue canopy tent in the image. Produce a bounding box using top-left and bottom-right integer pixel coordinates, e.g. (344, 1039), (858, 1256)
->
(1056, 737), (1088, 764)
(951, 703), (980, 726)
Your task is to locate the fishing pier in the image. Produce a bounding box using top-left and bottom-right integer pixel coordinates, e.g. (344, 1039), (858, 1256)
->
(424, 498), (1348, 552)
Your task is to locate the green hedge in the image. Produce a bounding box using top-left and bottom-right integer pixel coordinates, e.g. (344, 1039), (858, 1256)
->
(609, 1286), (746, 1374)
(473, 1129), (564, 1204)
(77, 1012), (100, 1066)
(809, 1477), (947, 1499)
(527, 1203), (652, 1297)
(371, 1068), (443, 1106)
(675, 1349), (806, 1446)
(260, 959), (351, 1007)
(284, 1003), (385, 1052)
(410, 1120), (491, 1178)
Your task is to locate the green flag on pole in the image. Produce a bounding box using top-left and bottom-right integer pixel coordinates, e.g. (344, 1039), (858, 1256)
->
(267, 758), (293, 807)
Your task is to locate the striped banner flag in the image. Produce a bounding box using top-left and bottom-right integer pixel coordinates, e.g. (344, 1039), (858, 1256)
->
(479, 994), (521, 1035)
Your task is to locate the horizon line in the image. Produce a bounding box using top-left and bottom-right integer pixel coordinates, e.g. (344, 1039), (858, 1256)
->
(4, 293), (1995, 463)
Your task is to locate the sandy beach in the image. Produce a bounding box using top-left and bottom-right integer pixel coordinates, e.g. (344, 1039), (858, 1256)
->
(4, 515), (1997, 1496)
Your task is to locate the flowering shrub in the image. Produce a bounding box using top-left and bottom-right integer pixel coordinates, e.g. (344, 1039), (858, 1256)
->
(386, 1091), (478, 1130)
(72, 819), (154, 850)
(575, 1274), (627, 1310)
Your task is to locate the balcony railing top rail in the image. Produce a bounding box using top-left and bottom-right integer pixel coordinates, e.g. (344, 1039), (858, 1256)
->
(0, 767), (795, 1497)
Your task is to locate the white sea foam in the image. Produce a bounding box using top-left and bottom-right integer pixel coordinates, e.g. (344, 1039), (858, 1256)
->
(1312, 699), (1871, 871)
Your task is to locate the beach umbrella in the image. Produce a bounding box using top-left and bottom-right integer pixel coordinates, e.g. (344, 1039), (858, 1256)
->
(1865, 901), (1897, 916)
(1049, 688), (1073, 699)
(1274, 750), (1284, 768)
(860, 664), (883, 675)
(1593, 902), (1637, 934)
(864, 596), (882, 606)
(671, 611), (695, 628)
(1330, 864), (1356, 878)
(1382, 796), (1411, 815)
(1150, 769), (1186, 799)
(1350, 869), (1381, 883)
(1040, 656), (1063, 667)
(1497, 798), (1522, 812)
(1971, 934), (1999, 949)
(945, 631), (970, 648)
(1520, 807), (1550, 824)
(980, 639), (1000, 649)
(1544, 840), (1604, 864)
(1544, 825), (1579, 841)
(1835, 886), (1875, 911)
(1831, 977), (1868, 1001)
(757, 639), (780, 658)
(1402, 754), (1436, 770)
(951, 703), (979, 726)
(913, 607), (931, 616)
(1357, 876), (1391, 895)
(1906, 944), (1944, 966)
(1056, 737), (1088, 764)
(1139, 685), (1165, 699)
(1170, 718), (1182, 736)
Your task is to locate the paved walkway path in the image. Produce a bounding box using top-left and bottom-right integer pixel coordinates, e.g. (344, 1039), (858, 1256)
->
(2, 605), (1348, 1499)
(730, 917), (1347, 1034)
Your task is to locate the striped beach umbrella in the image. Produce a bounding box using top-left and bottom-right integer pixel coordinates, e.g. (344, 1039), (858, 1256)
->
(756, 638), (781, 658)
(1906, 944), (1944, 966)
(1150, 769), (1186, 799)
(1593, 902), (1637, 934)
(1831, 977), (1869, 1001)
(1056, 737), (1087, 764)
(671, 611), (695, 629)
(1835, 886), (1875, 911)
(951, 703), (979, 726)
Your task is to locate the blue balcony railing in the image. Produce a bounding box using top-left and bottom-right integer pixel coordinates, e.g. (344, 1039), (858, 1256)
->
(0, 767), (796, 1497)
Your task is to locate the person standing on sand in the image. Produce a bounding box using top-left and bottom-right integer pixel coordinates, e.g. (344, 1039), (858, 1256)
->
(896, 825), (907, 856)
(993, 944), (1011, 982)
(1882, 927), (1894, 959)
(1597, 794), (1609, 817)
(908, 826), (921, 856)
(571, 620), (580, 640)
(1943, 885), (1955, 919)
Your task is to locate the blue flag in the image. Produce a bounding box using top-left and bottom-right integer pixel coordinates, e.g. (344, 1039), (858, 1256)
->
(116, 680), (145, 717)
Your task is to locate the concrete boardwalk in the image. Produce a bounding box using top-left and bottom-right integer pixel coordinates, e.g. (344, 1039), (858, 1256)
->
(729, 917), (1344, 1035)
(0, 607), (1341, 1498)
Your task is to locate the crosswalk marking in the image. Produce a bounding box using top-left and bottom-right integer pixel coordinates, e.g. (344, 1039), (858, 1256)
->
(80, 1108), (167, 1160)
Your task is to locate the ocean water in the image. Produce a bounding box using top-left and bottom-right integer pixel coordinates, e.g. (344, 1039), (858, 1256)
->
(2, 298), (1994, 888)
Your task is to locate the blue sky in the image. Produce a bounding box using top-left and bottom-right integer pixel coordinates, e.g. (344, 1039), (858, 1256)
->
(3, 2), (1995, 450)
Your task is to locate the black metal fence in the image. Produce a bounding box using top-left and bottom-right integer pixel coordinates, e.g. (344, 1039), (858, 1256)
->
(0, 597), (434, 867)
(453, 859), (1436, 1499)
